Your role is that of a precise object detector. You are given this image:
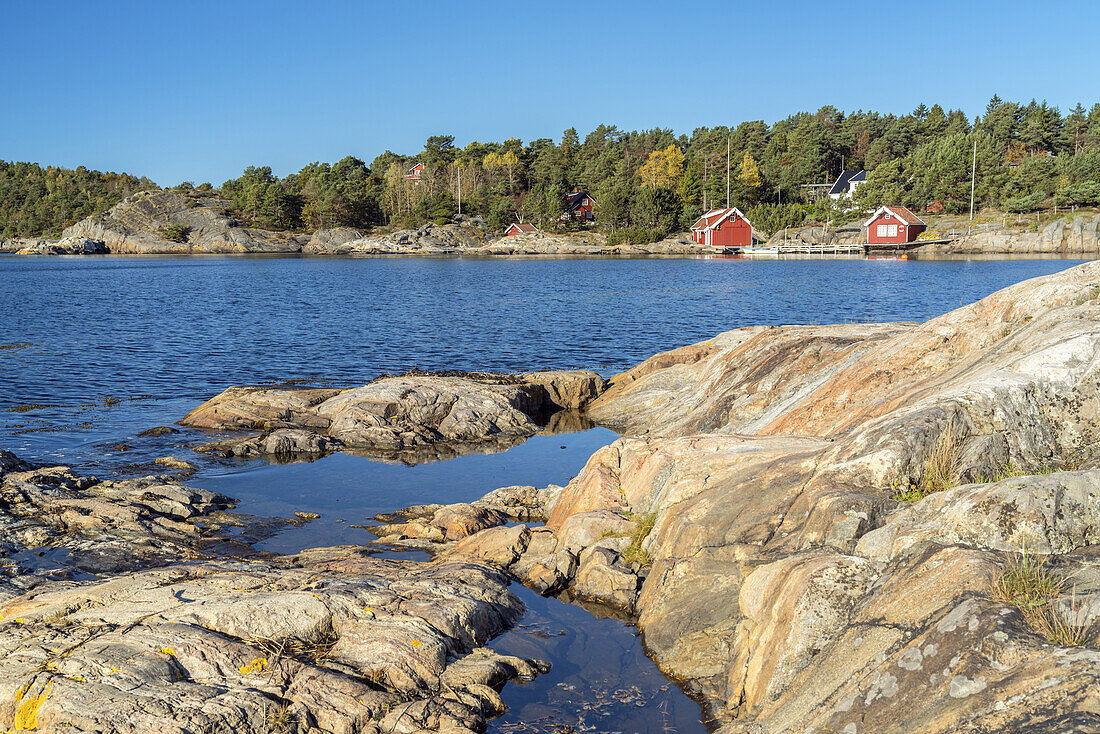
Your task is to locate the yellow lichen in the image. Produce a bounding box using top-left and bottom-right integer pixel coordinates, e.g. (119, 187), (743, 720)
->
(410, 640), (422, 647)
(13, 684), (49, 730)
(239, 657), (267, 675)
(158, 647), (175, 657)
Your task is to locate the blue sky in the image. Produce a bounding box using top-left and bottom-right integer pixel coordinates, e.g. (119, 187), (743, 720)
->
(3, 0), (1097, 185)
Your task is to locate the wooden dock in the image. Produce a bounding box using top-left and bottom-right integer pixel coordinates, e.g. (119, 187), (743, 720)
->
(864, 238), (955, 256)
(774, 241), (864, 255)
(716, 237), (960, 257)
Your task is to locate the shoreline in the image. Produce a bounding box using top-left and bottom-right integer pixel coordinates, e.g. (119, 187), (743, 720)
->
(3, 261), (1100, 731)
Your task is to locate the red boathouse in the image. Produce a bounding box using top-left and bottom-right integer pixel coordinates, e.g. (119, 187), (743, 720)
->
(504, 223), (538, 236)
(690, 207), (754, 247)
(864, 206), (926, 244)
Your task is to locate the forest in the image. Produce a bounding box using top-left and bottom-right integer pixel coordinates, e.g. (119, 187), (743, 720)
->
(4, 97), (1100, 242)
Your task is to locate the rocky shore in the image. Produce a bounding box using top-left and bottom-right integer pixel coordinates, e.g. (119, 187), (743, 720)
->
(0, 189), (717, 258)
(4, 262), (1100, 732)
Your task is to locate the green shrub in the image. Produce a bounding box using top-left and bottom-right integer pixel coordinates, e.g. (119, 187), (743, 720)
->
(1004, 191), (1047, 213)
(160, 224), (191, 243)
(606, 226), (666, 247)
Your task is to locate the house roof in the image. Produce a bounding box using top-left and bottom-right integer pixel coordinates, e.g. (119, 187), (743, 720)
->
(828, 170), (868, 196)
(863, 205), (925, 228)
(562, 191), (594, 211)
(506, 222), (538, 233)
(690, 207), (752, 232)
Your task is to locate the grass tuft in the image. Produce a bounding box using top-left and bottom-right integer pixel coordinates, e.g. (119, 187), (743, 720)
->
(919, 421), (965, 495)
(247, 621), (339, 664)
(263, 702), (296, 734)
(992, 549), (1092, 646)
(621, 513), (656, 567)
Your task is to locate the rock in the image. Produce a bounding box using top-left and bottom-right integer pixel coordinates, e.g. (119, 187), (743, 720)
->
(138, 426), (178, 437)
(522, 370), (608, 410)
(856, 470), (1100, 560)
(554, 509), (632, 552)
(446, 525), (531, 567)
(573, 541), (640, 612)
(153, 456), (197, 472)
(57, 189), (308, 254)
(380, 503), (507, 544)
(431, 504), (508, 540)
(316, 376), (544, 449)
(307, 226), (364, 250)
(181, 371), (605, 460)
(12, 236), (108, 255)
(180, 386), (342, 431)
(0, 549), (545, 733)
(512, 530), (576, 595)
(203, 428), (343, 458)
(306, 220), (488, 255)
(472, 484), (563, 522)
(0, 455), (247, 587)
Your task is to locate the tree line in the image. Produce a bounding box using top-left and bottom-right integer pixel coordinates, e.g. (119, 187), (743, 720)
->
(6, 97), (1100, 241)
(0, 161), (155, 238)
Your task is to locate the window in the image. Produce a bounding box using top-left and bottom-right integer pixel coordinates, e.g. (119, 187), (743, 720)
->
(888, 224), (898, 237)
(877, 224), (888, 237)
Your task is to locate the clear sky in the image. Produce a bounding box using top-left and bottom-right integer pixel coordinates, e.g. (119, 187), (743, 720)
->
(4, 0), (1097, 185)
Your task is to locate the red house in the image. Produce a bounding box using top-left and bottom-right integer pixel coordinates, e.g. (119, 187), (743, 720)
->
(560, 191), (596, 221)
(690, 207), (754, 247)
(864, 206), (926, 244)
(405, 162), (425, 184)
(504, 223), (538, 236)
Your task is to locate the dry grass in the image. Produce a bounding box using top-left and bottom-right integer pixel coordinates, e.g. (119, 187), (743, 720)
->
(263, 702), (296, 733)
(992, 549), (1092, 646)
(247, 622), (339, 664)
(894, 421), (967, 502)
(919, 422), (965, 495)
(621, 513), (656, 567)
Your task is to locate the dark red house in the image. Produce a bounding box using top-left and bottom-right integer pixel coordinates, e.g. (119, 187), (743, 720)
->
(690, 207), (754, 247)
(405, 162), (425, 183)
(864, 206), (926, 244)
(560, 191), (596, 221)
(504, 222), (538, 236)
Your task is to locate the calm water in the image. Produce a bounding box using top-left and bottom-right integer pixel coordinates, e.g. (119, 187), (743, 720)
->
(0, 253), (1089, 733)
(0, 255), (1086, 469)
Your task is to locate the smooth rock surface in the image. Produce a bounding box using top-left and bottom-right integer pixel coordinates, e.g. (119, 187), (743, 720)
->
(538, 260), (1100, 729)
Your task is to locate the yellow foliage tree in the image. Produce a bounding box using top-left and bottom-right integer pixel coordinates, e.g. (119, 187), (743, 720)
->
(639, 144), (685, 189)
(737, 153), (762, 189)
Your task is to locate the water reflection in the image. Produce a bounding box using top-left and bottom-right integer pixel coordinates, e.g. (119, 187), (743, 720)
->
(490, 584), (708, 734)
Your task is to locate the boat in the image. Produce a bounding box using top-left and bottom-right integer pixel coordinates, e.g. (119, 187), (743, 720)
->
(738, 246), (780, 256)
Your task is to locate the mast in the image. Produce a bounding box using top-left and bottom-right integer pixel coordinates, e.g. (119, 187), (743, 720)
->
(726, 135), (730, 208)
(969, 139), (977, 222)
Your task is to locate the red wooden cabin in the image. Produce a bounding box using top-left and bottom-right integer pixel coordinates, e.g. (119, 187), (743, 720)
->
(504, 223), (538, 236)
(864, 206), (926, 244)
(404, 162), (425, 183)
(690, 207), (754, 247)
(560, 191), (596, 221)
